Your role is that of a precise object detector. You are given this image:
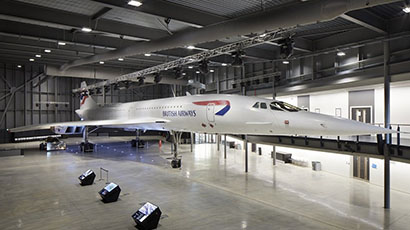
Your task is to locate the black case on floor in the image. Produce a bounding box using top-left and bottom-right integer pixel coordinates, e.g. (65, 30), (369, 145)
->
(132, 202), (162, 230)
(171, 158), (181, 168)
(78, 169), (96, 186)
(98, 183), (121, 203)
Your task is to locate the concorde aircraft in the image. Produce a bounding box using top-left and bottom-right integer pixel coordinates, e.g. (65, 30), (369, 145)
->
(10, 83), (393, 137)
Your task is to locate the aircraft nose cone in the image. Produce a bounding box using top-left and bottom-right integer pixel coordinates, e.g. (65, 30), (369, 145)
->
(320, 115), (393, 136)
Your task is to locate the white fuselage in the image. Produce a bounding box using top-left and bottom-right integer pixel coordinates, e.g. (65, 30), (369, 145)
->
(76, 94), (390, 136)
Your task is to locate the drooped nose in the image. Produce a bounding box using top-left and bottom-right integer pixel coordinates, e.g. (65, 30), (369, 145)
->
(311, 113), (394, 136)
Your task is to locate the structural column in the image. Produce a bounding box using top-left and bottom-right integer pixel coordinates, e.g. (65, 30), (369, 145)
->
(383, 40), (391, 209)
(217, 134), (220, 151)
(190, 132), (193, 153)
(224, 134), (227, 159)
(102, 86), (106, 105)
(272, 77), (277, 166)
(245, 135), (248, 173)
(272, 146), (276, 165)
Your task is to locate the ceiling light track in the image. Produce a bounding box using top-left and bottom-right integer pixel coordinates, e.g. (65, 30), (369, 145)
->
(72, 29), (290, 93)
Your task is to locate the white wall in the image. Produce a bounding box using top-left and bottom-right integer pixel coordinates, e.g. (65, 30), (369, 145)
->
(277, 91), (349, 118)
(375, 84), (410, 137)
(370, 158), (410, 194)
(309, 91), (349, 118)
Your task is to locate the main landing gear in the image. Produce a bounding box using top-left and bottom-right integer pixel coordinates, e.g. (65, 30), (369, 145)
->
(170, 131), (182, 168)
(80, 126), (95, 152)
(131, 130), (145, 148)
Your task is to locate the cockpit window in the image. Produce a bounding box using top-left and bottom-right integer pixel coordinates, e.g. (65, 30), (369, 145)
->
(252, 102), (259, 108)
(260, 102), (267, 109)
(270, 103), (283, 111)
(271, 101), (301, 112)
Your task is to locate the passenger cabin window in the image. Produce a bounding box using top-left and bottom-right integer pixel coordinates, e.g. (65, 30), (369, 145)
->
(252, 102), (259, 108)
(260, 102), (267, 109)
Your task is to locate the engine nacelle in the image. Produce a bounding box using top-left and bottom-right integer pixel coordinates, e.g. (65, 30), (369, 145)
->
(51, 126), (85, 135)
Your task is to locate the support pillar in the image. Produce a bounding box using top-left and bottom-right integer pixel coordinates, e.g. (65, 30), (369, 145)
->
(383, 40), (391, 209)
(224, 134), (227, 159)
(102, 86), (106, 105)
(241, 64), (246, 96)
(217, 134), (220, 151)
(245, 135), (248, 173)
(272, 145), (276, 166)
(190, 132), (193, 153)
(272, 75), (277, 166)
(81, 126), (94, 152)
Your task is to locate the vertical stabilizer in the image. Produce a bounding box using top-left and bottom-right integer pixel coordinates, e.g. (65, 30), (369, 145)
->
(79, 82), (97, 110)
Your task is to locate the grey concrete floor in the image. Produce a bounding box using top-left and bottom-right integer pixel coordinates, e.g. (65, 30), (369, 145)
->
(1, 138), (410, 230)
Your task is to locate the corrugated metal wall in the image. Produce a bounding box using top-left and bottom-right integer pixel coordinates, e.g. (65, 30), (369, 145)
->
(0, 63), (178, 143)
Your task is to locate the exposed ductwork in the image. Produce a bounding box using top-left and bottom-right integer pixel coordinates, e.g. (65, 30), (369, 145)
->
(60, 0), (400, 70)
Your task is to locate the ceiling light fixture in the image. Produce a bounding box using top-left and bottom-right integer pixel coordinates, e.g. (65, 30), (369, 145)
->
(188, 66), (194, 69)
(196, 71), (200, 74)
(404, 6), (410, 13)
(44, 49), (51, 53)
(29, 59), (35, 62)
(337, 51), (346, 57)
(35, 54), (42, 58)
(81, 27), (92, 32)
(187, 45), (195, 50)
(282, 60), (290, 64)
(17, 65), (22, 68)
(118, 58), (124, 61)
(221, 63), (227, 66)
(144, 53), (152, 57)
(182, 72), (186, 76)
(58, 41), (66, 46)
(99, 61), (104, 64)
(128, 0), (142, 7)
(210, 69), (215, 73)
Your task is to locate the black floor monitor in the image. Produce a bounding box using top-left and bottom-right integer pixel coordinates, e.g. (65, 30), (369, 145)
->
(98, 182), (121, 203)
(78, 169), (96, 186)
(171, 158), (181, 168)
(132, 202), (162, 230)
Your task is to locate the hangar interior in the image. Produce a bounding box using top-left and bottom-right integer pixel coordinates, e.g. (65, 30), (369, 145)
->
(1, 0), (410, 229)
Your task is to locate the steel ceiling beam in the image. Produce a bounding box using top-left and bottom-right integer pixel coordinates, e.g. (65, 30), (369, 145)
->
(91, 0), (225, 27)
(62, 0), (401, 70)
(91, 7), (112, 20)
(0, 20), (136, 49)
(340, 10), (387, 34)
(0, 0), (169, 41)
(0, 27), (227, 68)
(0, 40), (166, 65)
(314, 27), (380, 50)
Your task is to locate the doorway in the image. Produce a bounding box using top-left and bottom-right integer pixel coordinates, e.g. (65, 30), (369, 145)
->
(353, 156), (369, 180)
(350, 106), (372, 181)
(350, 106), (372, 124)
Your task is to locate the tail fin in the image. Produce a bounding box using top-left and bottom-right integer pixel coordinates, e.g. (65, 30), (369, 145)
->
(79, 82), (97, 110)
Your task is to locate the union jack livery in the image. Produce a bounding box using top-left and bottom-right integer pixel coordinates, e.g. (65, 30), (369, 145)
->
(193, 100), (231, 116)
